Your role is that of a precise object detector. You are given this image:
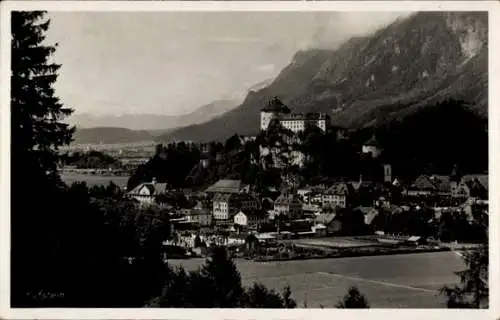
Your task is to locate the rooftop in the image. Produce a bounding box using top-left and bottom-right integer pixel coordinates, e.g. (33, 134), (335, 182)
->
(206, 179), (242, 194)
(213, 193), (233, 202)
(280, 112), (329, 121)
(462, 174), (488, 189)
(237, 209), (268, 218)
(275, 193), (303, 205)
(363, 134), (381, 147)
(261, 96), (291, 113)
(127, 181), (168, 196)
(324, 182), (351, 195)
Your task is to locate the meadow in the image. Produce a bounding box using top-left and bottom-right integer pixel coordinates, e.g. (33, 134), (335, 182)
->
(168, 251), (466, 308)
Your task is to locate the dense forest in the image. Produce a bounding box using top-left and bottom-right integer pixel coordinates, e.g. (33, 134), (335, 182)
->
(61, 150), (122, 169)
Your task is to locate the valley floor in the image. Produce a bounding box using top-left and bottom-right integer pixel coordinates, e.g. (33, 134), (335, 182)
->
(167, 251), (466, 308)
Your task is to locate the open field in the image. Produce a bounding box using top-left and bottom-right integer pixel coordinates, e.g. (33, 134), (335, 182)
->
(168, 251), (466, 308)
(61, 172), (130, 188)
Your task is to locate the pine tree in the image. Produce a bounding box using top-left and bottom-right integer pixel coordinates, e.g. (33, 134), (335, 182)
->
(196, 246), (244, 307)
(336, 286), (370, 308)
(243, 283), (287, 308)
(11, 11), (74, 179)
(10, 11), (74, 306)
(441, 247), (489, 308)
(282, 285), (297, 308)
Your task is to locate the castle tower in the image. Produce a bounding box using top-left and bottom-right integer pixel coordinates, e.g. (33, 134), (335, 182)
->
(260, 96), (291, 131)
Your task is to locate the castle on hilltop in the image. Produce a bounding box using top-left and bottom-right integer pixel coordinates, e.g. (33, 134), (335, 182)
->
(260, 96), (330, 133)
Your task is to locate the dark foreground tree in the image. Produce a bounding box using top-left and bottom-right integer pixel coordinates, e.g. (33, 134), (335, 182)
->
(336, 287), (370, 308)
(10, 11), (168, 307)
(441, 247), (489, 308)
(10, 10), (75, 306)
(149, 247), (297, 308)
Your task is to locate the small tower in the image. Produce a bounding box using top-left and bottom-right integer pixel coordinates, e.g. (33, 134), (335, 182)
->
(260, 96), (291, 131)
(383, 164), (392, 183)
(450, 164), (462, 183)
(362, 134), (383, 158)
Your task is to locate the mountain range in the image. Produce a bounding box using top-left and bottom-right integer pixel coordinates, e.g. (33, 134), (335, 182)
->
(162, 12), (488, 143)
(70, 99), (239, 131)
(72, 127), (155, 145)
(69, 99), (239, 144)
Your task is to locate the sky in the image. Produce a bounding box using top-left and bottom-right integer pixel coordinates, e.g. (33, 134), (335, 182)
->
(45, 11), (410, 117)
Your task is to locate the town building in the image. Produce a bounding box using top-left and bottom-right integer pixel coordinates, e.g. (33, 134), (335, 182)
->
(455, 174), (488, 199)
(212, 193), (260, 221)
(361, 135), (383, 158)
(406, 175), (440, 196)
(126, 178), (168, 206)
(199, 153), (210, 169)
(406, 174), (488, 199)
(233, 210), (268, 228)
(260, 96), (329, 133)
(354, 206), (380, 225)
(322, 182), (352, 209)
(273, 191), (303, 218)
(297, 187), (312, 199)
(186, 209), (213, 227)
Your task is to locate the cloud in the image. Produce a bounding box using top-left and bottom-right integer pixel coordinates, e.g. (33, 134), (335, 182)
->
(257, 64), (276, 73)
(188, 36), (265, 44)
(309, 11), (413, 49)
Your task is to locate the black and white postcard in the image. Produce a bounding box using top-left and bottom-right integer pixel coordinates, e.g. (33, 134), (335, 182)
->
(1, 1), (498, 320)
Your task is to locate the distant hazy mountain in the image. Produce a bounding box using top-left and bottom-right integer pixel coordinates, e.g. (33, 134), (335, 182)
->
(164, 12), (487, 142)
(69, 99), (239, 131)
(72, 127), (155, 145)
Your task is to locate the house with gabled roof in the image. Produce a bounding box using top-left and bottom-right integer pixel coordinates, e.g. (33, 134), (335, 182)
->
(429, 175), (451, 196)
(406, 175), (437, 196)
(234, 210), (269, 228)
(407, 173), (488, 200)
(354, 206), (380, 225)
(126, 178), (168, 206)
(461, 174), (488, 199)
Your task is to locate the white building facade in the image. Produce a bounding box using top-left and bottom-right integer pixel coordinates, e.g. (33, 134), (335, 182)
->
(260, 97), (329, 133)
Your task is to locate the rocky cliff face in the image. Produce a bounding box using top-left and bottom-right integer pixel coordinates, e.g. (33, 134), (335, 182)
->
(165, 12), (488, 142)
